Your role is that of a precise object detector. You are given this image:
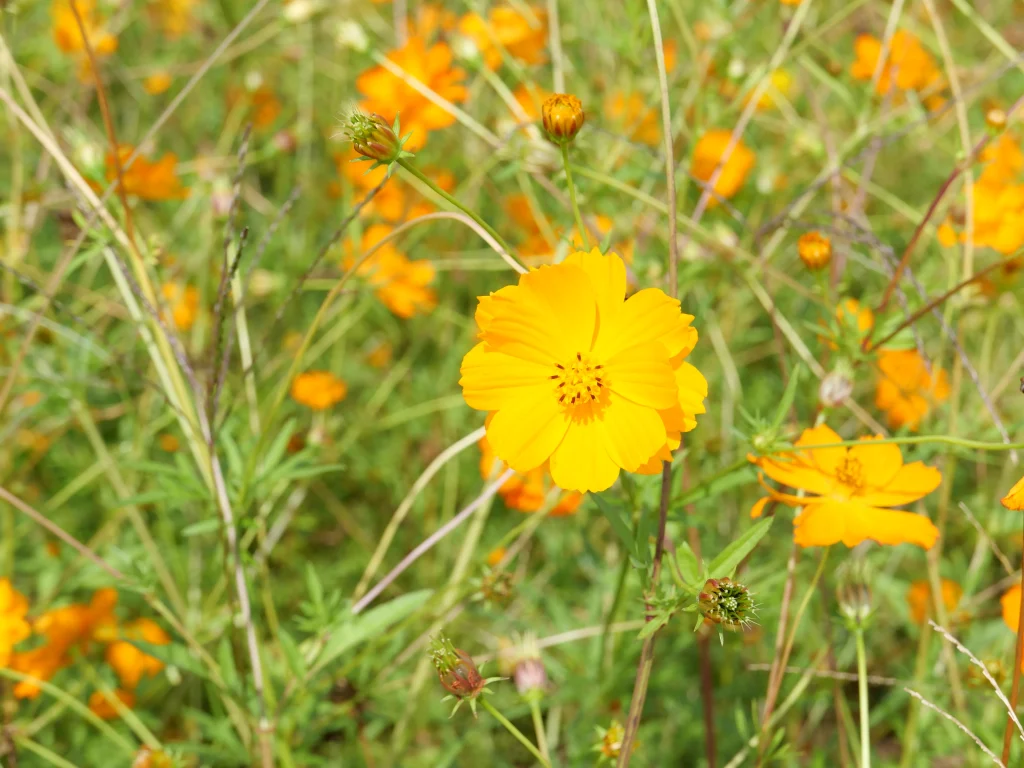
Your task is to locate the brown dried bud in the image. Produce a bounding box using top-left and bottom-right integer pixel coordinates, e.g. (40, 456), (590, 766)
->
(542, 93), (585, 143)
(798, 231), (832, 271)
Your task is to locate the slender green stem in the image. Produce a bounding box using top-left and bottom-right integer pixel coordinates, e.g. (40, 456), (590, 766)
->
(764, 436), (1024, 453)
(855, 628), (871, 768)
(397, 158), (516, 257)
(599, 554), (631, 670)
(529, 697), (551, 762)
(15, 737), (79, 768)
(560, 143), (592, 248)
(481, 697), (552, 768)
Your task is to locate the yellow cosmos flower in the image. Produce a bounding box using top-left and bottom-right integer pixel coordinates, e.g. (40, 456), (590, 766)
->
(691, 129), (756, 203)
(604, 92), (661, 147)
(460, 249), (707, 493)
(291, 371), (348, 410)
(1004, 475), (1024, 510)
(874, 349), (949, 430)
(750, 425), (941, 549)
(906, 578), (961, 625)
(1003, 585), (1023, 633)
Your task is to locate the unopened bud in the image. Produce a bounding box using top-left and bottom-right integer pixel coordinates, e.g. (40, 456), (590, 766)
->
(513, 633), (547, 698)
(798, 231), (832, 271)
(542, 93), (585, 143)
(430, 634), (485, 699)
(344, 111), (408, 167)
(698, 577), (755, 631)
(986, 107), (1007, 133)
(836, 561), (873, 626)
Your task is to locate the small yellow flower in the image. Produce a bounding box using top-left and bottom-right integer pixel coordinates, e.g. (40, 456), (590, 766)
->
(291, 371), (348, 411)
(105, 618), (170, 690)
(460, 249), (706, 493)
(143, 72), (173, 95)
(744, 70), (793, 111)
(906, 578), (961, 624)
(0, 579), (31, 668)
(161, 282), (200, 331)
(750, 424), (942, 549)
(541, 93), (584, 143)
(798, 231), (832, 270)
(691, 129), (756, 203)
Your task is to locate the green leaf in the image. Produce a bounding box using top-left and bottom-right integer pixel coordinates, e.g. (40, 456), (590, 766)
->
(278, 629), (306, 679)
(181, 518), (221, 537)
(706, 516), (774, 578)
(311, 590), (431, 675)
(770, 364), (802, 430)
(676, 542), (700, 586)
(591, 494), (636, 556)
(636, 613), (670, 639)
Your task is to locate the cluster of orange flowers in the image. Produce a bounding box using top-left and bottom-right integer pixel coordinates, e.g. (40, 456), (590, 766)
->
(850, 30), (945, 110)
(0, 582), (169, 719)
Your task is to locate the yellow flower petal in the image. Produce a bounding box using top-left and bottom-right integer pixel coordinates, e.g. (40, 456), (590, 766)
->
(794, 501), (938, 549)
(794, 424), (847, 476)
(858, 461), (942, 507)
(594, 288), (694, 361)
(603, 341), (677, 409)
(459, 342), (551, 411)
(562, 248), (627, 322)
(596, 391), (667, 473)
(750, 496), (770, 519)
(486, 383), (570, 472)
(1003, 475), (1024, 511)
(548, 416), (621, 493)
(848, 438), (904, 489)
(1003, 585), (1021, 632)
(485, 264), (597, 365)
(757, 455), (834, 496)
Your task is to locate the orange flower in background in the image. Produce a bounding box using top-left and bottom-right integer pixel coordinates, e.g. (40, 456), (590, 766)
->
(366, 341), (394, 369)
(906, 579), (962, 624)
(837, 298), (875, 336)
(663, 39), (678, 73)
(334, 148), (454, 223)
(750, 425), (942, 549)
(460, 249), (706, 493)
(88, 688), (136, 719)
(106, 146), (189, 201)
(512, 82), (550, 121)
(948, 133), (1024, 257)
(52, 0), (117, 56)
(226, 84), (282, 130)
(874, 349), (949, 430)
(356, 37), (468, 151)
(148, 0), (197, 38)
(143, 72), (173, 95)
(744, 70), (793, 111)
(691, 129), (755, 203)
(344, 224), (437, 318)
(1004, 475), (1024, 510)
(479, 434), (583, 515)
(161, 282), (200, 331)
(459, 6), (547, 70)
(0, 579), (31, 667)
(412, 4), (457, 40)
(11, 644), (67, 699)
(937, 217), (957, 247)
(1002, 585), (1023, 633)
(291, 371), (348, 410)
(604, 92), (660, 147)
(105, 619), (170, 690)
(850, 31), (942, 100)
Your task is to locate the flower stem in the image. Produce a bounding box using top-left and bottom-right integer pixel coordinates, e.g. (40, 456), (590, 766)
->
(560, 142), (592, 248)
(397, 158), (516, 260)
(855, 627), (871, 768)
(528, 697), (551, 762)
(480, 697), (552, 768)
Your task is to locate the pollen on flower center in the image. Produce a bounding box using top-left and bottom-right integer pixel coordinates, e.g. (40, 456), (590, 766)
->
(551, 352), (604, 406)
(835, 456), (866, 491)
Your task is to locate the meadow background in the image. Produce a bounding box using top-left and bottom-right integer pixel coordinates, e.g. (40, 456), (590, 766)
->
(1, 0), (1024, 765)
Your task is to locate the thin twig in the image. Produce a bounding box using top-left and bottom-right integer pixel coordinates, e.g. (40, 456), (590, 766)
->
(904, 689), (1004, 766)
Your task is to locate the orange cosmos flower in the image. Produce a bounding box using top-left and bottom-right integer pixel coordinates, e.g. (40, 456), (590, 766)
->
(344, 224), (437, 318)
(334, 148), (454, 223)
(460, 249), (706, 493)
(874, 349), (949, 430)
(143, 72), (173, 95)
(750, 425), (942, 549)
(161, 282), (200, 331)
(52, 0), (117, 56)
(479, 434), (583, 515)
(458, 6), (547, 70)
(0, 579), (31, 668)
(412, 4), (457, 40)
(906, 578), (962, 624)
(837, 298), (875, 336)
(105, 619), (170, 690)
(226, 84), (282, 130)
(1004, 475), (1024, 511)
(291, 371), (348, 410)
(10, 644), (67, 699)
(356, 38), (468, 151)
(1003, 585), (1023, 637)
(148, 0), (197, 38)
(105, 146), (189, 201)
(366, 341), (394, 369)
(691, 129), (756, 203)
(604, 92), (661, 147)
(88, 688), (136, 719)
(512, 82), (549, 121)
(850, 31), (942, 98)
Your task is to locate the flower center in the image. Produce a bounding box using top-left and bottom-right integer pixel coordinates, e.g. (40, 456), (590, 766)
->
(552, 352), (604, 406)
(835, 456), (866, 491)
